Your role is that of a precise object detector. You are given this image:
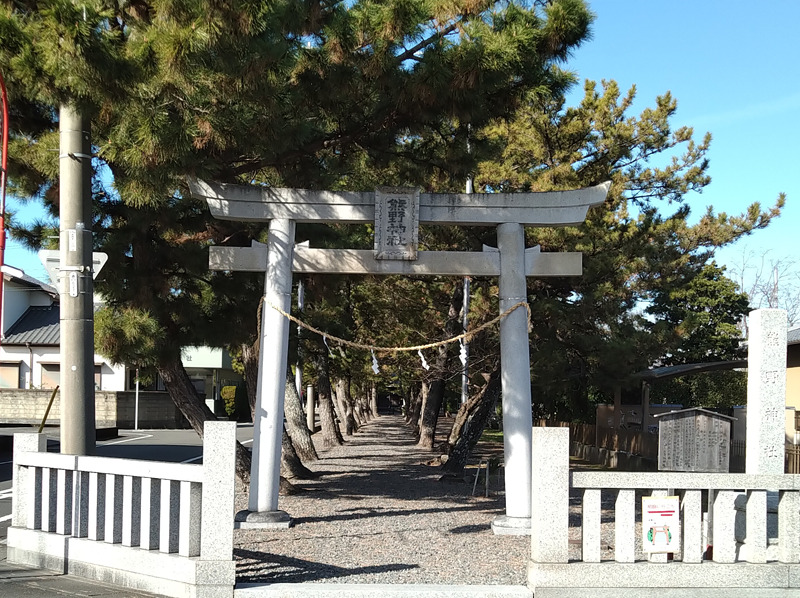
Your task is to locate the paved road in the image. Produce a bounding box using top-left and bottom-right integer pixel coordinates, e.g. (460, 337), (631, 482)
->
(0, 424), (254, 545)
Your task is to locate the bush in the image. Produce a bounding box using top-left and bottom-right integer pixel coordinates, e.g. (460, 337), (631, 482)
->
(221, 385), (237, 417)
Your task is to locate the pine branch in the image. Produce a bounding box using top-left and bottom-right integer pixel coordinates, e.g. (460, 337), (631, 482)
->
(394, 21), (459, 64)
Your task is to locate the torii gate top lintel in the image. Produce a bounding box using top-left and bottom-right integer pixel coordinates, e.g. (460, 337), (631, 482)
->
(188, 178), (610, 227)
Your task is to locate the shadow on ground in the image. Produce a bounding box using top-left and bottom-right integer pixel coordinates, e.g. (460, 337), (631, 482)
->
(235, 548), (420, 584)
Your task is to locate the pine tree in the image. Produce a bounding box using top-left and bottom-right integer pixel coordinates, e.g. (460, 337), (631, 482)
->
(0, 0), (595, 475)
(474, 81), (782, 419)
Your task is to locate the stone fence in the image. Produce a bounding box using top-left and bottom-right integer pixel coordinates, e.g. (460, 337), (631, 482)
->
(529, 427), (800, 597)
(7, 421), (236, 598)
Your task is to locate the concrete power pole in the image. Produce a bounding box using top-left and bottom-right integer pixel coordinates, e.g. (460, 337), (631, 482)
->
(461, 173), (473, 405)
(59, 103), (95, 455)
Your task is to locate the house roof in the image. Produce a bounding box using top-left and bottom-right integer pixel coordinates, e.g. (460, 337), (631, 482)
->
(631, 360), (749, 382)
(652, 407), (736, 421)
(5, 271), (57, 297)
(3, 305), (60, 345)
(789, 326), (800, 346)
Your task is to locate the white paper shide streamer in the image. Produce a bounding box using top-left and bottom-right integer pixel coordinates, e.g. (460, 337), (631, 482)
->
(418, 350), (430, 371)
(371, 350), (380, 374)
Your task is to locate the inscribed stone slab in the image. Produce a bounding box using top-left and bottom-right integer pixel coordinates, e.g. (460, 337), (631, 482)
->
(746, 309), (787, 475)
(374, 187), (419, 260)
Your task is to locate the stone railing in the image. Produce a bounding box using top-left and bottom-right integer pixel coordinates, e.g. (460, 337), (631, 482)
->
(7, 421), (236, 598)
(529, 427), (800, 596)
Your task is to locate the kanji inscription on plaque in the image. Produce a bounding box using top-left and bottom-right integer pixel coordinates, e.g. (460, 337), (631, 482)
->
(374, 187), (419, 260)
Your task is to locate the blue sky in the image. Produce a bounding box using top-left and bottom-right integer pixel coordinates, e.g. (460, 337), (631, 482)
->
(565, 0), (799, 293)
(6, 0), (799, 292)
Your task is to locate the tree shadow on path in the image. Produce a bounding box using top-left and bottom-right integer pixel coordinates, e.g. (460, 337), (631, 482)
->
(235, 548), (419, 584)
(233, 415), (527, 586)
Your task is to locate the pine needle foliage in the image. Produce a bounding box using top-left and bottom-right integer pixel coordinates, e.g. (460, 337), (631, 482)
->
(473, 81), (783, 417)
(0, 1), (594, 415)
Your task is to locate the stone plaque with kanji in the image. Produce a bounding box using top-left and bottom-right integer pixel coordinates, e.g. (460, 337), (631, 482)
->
(374, 187), (419, 260)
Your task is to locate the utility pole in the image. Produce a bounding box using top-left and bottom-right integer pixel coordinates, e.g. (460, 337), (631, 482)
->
(0, 71), (10, 342)
(461, 276), (470, 404)
(295, 278), (304, 403)
(461, 168), (473, 405)
(59, 103), (95, 455)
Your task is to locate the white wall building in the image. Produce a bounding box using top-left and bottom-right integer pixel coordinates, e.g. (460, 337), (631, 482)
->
(0, 270), (126, 391)
(0, 268), (240, 404)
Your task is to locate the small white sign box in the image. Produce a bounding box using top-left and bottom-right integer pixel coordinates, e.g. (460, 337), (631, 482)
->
(642, 495), (680, 553)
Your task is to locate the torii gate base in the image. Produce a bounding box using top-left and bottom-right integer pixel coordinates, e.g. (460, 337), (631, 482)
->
(193, 179), (609, 534)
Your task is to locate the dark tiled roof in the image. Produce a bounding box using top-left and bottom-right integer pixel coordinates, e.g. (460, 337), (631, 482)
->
(3, 305), (60, 345)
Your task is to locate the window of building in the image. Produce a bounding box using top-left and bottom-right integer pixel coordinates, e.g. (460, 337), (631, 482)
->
(0, 362), (21, 388)
(190, 377), (206, 397)
(41, 364), (59, 389)
(39, 364), (104, 390)
(126, 369), (165, 392)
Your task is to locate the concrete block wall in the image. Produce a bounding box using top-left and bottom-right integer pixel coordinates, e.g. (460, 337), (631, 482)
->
(0, 389), (189, 429)
(0, 389), (115, 426)
(115, 392), (190, 429)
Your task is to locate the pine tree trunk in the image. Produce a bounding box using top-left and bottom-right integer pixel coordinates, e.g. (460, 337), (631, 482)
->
(312, 350), (343, 448)
(241, 341), (259, 417)
(284, 369), (318, 461)
(356, 385), (371, 422)
(403, 389), (414, 422)
(417, 378), (444, 449)
(369, 382), (379, 418)
(335, 377), (358, 435)
(417, 283), (464, 450)
(408, 383), (425, 436)
(333, 378), (347, 430)
(352, 392), (365, 426)
(281, 427), (317, 480)
(157, 352), (252, 484)
(441, 367), (501, 475)
(416, 382), (429, 440)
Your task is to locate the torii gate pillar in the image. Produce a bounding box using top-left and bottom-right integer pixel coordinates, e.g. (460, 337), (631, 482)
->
(236, 218), (294, 528)
(493, 222), (534, 533)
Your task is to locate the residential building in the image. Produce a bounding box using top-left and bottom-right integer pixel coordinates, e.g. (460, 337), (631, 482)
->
(0, 267), (240, 407)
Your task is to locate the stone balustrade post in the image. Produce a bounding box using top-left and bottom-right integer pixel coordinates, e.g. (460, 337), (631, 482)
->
(12, 433), (46, 528)
(200, 421), (237, 561)
(530, 427), (569, 563)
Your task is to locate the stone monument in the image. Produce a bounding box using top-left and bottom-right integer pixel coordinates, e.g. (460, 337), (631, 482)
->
(733, 308), (787, 560)
(746, 308), (788, 474)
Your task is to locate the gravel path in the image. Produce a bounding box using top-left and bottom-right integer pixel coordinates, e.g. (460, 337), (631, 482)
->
(233, 414), (530, 585)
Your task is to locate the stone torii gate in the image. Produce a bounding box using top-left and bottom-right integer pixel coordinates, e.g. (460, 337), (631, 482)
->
(190, 179), (609, 534)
